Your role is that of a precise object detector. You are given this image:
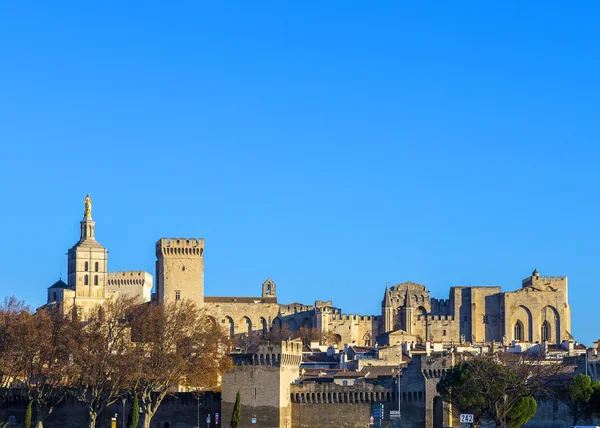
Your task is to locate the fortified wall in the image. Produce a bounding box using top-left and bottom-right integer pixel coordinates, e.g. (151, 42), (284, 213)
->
(106, 271), (153, 302)
(221, 340), (302, 428)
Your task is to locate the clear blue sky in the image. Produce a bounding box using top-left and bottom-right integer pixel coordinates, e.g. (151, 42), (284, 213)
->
(1, 3), (599, 345)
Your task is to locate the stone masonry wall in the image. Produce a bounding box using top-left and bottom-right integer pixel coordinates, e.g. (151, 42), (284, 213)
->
(0, 393), (220, 428)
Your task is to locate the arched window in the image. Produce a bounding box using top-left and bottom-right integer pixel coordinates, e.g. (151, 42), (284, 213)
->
(225, 317), (234, 337)
(260, 317), (267, 338)
(243, 317), (252, 335)
(541, 320), (551, 342)
(84, 275), (89, 285)
(84, 262), (89, 271)
(95, 262), (99, 272)
(514, 320), (523, 341)
(94, 275), (98, 286)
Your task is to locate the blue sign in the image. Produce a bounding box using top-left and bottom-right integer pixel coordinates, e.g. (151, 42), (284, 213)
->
(373, 403), (384, 419)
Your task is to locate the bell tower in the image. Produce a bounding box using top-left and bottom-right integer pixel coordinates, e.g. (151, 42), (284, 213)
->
(262, 278), (276, 298)
(67, 194), (108, 301)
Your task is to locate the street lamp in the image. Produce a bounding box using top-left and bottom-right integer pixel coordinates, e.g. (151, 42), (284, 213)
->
(197, 392), (200, 428)
(396, 353), (402, 427)
(122, 397), (127, 428)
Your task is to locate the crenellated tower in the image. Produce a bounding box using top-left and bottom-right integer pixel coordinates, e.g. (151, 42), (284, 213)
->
(155, 238), (205, 307)
(222, 340), (302, 427)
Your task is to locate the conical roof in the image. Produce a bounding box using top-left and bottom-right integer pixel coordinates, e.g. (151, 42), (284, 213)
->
(383, 283), (392, 307)
(404, 287), (414, 308)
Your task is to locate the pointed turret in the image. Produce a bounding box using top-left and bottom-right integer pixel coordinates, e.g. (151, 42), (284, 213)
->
(403, 287), (414, 334)
(382, 283), (395, 334)
(404, 287), (414, 308)
(383, 283), (392, 307)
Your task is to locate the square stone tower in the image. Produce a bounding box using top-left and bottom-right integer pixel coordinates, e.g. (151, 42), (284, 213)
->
(155, 238), (205, 307)
(221, 340), (302, 428)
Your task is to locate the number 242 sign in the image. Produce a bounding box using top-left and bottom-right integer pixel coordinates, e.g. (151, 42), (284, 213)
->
(460, 414), (474, 423)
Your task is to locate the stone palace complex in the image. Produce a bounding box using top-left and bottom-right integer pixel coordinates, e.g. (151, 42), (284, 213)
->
(40, 195), (593, 428)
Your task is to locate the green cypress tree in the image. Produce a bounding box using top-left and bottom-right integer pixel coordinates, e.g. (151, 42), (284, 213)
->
(230, 391), (241, 428)
(23, 400), (32, 428)
(128, 394), (139, 428)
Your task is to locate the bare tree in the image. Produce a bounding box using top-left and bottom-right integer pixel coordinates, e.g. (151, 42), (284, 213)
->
(72, 297), (139, 428)
(266, 324), (293, 342)
(0, 297), (29, 404)
(12, 307), (77, 428)
(320, 329), (341, 347)
(128, 300), (231, 428)
(235, 331), (261, 353)
(297, 327), (320, 346)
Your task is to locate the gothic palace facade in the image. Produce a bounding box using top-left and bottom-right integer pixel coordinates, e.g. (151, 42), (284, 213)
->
(47, 195), (572, 348)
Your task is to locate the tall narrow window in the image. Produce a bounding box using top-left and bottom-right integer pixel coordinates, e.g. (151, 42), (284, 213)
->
(85, 262), (89, 271)
(514, 321), (523, 341)
(541, 321), (551, 342)
(175, 290), (181, 301)
(84, 275), (89, 285)
(95, 262), (99, 272)
(94, 275), (98, 286)
(482, 315), (488, 324)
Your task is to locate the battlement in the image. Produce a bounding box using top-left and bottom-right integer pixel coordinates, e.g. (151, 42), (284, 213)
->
(280, 303), (314, 313)
(522, 273), (567, 289)
(536, 276), (566, 282)
(231, 340), (303, 367)
(107, 271), (152, 287)
(315, 300), (333, 308)
(156, 238), (204, 257)
(418, 315), (455, 322)
(291, 382), (389, 404)
(331, 314), (379, 323)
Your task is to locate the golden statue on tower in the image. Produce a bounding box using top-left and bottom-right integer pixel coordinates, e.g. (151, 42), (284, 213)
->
(84, 193), (92, 219)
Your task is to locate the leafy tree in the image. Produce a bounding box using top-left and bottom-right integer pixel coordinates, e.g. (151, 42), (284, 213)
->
(437, 360), (487, 426)
(507, 395), (536, 428)
(230, 391), (241, 428)
(437, 355), (543, 427)
(24, 400), (33, 428)
(559, 373), (600, 425)
(128, 394), (139, 428)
